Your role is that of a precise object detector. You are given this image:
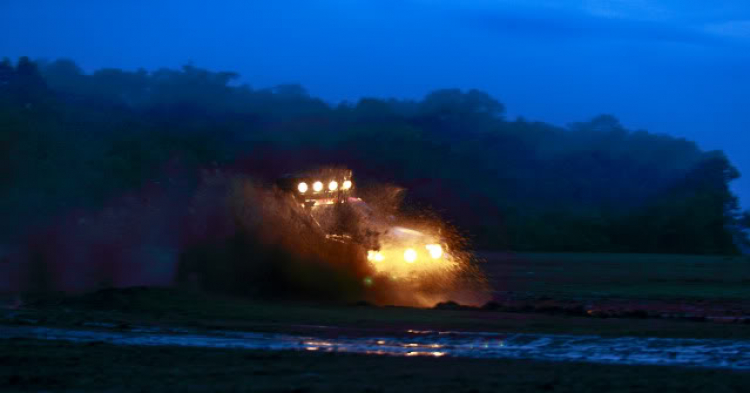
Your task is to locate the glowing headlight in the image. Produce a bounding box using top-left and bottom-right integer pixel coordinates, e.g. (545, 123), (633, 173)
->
(404, 248), (417, 263)
(426, 244), (443, 259)
(328, 181), (338, 191)
(297, 182), (308, 193)
(313, 181), (324, 192)
(342, 180), (352, 190)
(367, 250), (384, 262)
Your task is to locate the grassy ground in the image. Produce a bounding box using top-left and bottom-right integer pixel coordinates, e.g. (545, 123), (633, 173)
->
(2, 338), (750, 392)
(483, 253), (750, 300)
(3, 285), (749, 340)
(2, 252), (749, 392)
(480, 253), (750, 322)
(2, 253), (749, 339)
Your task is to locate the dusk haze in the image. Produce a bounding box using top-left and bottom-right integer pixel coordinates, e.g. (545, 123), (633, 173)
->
(1, 1), (749, 392)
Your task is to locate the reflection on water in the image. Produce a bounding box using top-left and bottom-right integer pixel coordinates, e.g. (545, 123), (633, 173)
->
(2, 325), (750, 369)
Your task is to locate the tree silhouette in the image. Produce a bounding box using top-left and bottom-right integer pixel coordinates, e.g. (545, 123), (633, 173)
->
(0, 57), (745, 254)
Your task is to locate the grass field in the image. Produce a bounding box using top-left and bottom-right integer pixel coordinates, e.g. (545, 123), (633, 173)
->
(3, 253), (749, 339)
(483, 252), (750, 300)
(4, 287), (750, 340)
(2, 252), (749, 392)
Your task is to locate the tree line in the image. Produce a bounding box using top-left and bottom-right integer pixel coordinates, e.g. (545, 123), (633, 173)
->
(1, 57), (748, 254)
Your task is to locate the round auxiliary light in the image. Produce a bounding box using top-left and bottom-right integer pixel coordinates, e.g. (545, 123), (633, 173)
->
(297, 182), (308, 193)
(313, 181), (324, 192)
(426, 244), (443, 259)
(329, 181), (338, 191)
(404, 248), (417, 263)
(342, 180), (352, 190)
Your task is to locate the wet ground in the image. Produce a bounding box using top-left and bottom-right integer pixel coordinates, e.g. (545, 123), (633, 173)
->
(2, 252), (749, 391)
(6, 336), (750, 393)
(3, 323), (750, 370)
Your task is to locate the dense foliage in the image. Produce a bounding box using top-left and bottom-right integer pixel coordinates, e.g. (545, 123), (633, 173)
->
(1, 57), (747, 254)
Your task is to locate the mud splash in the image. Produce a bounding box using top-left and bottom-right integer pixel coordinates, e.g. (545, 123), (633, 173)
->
(178, 174), (488, 307)
(3, 325), (750, 370)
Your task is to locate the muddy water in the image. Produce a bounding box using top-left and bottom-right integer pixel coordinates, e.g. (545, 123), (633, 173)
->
(2, 325), (750, 370)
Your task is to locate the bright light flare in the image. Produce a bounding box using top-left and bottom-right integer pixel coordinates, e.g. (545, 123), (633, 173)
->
(313, 181), (324, 192)
(342, 180), (352, 190)
(360, 224), (480, 308)
(366, 242), (459, 282)
(297, 182), (308, 193)
(404, 248), (417, 263)
(328, 181), (338, 191)
(426, 244), (443, 259)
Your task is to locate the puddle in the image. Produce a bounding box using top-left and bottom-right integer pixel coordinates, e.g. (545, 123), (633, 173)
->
(2, 325), (750, 370)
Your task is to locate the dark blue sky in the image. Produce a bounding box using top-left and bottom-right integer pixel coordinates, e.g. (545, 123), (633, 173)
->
(2, 0), (749, 207)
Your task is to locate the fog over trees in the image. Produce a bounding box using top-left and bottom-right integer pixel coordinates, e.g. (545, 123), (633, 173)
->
(1, 57), (748, 254)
